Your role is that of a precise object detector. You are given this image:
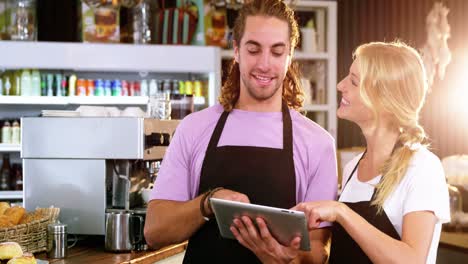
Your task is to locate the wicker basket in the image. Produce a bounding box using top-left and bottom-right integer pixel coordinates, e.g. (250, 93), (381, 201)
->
(0, 207), (60, 253)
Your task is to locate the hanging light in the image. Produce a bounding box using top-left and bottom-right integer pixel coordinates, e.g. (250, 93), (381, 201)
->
(420, 2), (452, 90)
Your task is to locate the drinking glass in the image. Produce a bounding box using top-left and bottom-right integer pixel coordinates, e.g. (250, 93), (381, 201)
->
(150, 92), (171, 120)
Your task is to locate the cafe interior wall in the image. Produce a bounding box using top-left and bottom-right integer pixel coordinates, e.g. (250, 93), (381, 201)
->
(336, 0), (468, 158)
(34, 0), (468, 158)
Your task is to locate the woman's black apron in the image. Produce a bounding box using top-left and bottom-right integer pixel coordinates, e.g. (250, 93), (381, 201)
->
(329, 152), (401, 263)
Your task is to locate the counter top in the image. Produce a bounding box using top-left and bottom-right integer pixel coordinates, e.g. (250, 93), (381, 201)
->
(35, 237), (187, 264)
(440, 231), (468, 251)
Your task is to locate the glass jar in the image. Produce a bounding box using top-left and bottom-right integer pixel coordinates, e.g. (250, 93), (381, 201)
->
(149, 92), (171, 120)
(132, 0), (151, 44)
(7, 0), (37, 41)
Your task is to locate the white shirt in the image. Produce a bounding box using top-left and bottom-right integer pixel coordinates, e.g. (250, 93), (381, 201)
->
(339, 147), (451, 264)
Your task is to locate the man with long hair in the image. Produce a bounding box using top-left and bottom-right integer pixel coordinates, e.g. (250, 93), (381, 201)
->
(144, 0), (337, 263)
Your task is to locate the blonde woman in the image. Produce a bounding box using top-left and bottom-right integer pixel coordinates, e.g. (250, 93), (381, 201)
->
(293, 41), (450, 263)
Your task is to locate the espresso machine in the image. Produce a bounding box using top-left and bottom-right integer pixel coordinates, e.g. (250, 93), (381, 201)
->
(21, 117), (179, 251)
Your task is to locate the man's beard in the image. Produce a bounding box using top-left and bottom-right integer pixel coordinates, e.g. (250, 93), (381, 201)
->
(241, 74), (282, 101)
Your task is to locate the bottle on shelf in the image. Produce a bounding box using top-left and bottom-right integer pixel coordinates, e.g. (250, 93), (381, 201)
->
(76, 79), (86, 96)
(121, 80), (129, 96)
(20, 69), (32, 96)
(55, 74), (63, 96)
(11, 120), (20, 145)
(172, 80), (180, 96)
(4, 77), (11, 96)
(131, 81), (140, 96)
(31, 69), (41, 96)
(140, 79), (148, 96)
(60, 75), (68, 96)
(0, 154), (11, 191)
(193, 80), (202, 96)
(104, 79), (112, 96)
(11, 71), (21, 96)
(148, 79), (158, 96)
(1, 121), (11, 144)
(185, 80), (193, 95)
(68, 74), (77, 96)
(111, 80), (122, 96)
(162, 79), (171, 96)
(40, 74), (47, 96)
(11, 164), (22, 191)
(46, 74), (54, 96)
(94, 79), (105, 96)
(86, 79), (95, 96)
(300, 19), (317, 53)
(178, 80), (185, 95)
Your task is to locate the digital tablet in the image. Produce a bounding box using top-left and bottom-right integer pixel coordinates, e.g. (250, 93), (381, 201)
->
(210, 198), (310, 251)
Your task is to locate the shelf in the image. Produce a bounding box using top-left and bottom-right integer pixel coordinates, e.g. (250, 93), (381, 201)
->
(0, 191), (22, 200)
(301, 104), (331, 112)
(0, 96), (68, 105)
(220, 49), (328, 60)
(0, 144), (21, 152)
(0, 96), (207, 106)
(0, 96), (148, 105)
(67, 96), (149, 105)
(0, 41), (220, 73)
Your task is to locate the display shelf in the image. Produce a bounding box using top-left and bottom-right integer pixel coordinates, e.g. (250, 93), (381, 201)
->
(0, 144), (21, 152)
(0, 41), (220, 74)
(67, 96), (148, 105)
(0, 96), (68, 105)
(0, 191), (23, 200)
(0, 96), (207, 106)
(0, 96), (148, 105)
(0, 41), (221, 107)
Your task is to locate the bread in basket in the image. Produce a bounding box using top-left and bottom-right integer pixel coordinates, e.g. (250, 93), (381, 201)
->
(0, 205), (60, 254)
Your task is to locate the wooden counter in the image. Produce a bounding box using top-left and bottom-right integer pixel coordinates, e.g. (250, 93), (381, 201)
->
(440, 231), (468, 251)
(35, 237), (187, 264)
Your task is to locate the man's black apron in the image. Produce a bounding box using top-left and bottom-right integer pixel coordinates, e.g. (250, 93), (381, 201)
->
(329, 152), (401, 263)
(183, 103), (297, 263)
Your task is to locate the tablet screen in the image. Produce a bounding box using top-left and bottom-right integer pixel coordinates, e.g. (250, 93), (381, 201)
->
(210, 198), (310, 251)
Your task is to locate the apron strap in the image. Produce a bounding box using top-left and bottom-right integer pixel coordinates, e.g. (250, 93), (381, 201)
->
(343, 141), (404, 201)
(342, 149), (366, 191)
(281, 101), (293, 156)
(340, 150), (380, 202)
(206, 110), (229, 153)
